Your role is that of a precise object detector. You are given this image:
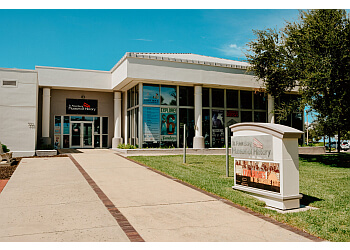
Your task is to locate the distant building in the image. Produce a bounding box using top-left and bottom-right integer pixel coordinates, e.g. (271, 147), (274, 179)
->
(0, 53), (303, 156)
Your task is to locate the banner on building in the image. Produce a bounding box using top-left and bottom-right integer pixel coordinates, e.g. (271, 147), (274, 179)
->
(212, 109), (224, 147)
(161, 108), (177, 142)
(143, 107), (160, 142)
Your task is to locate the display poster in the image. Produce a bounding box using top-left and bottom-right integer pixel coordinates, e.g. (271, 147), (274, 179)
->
(143, 107), (160, 142)
(63, 122), (70, 134)
(235, 159), (280, 193)
(54, 126), (61, 134)
(212, 109), (224, 147)
(54, 135), (61, 149)
(161, 108), (177, 142)
(143, 85), (160, 105)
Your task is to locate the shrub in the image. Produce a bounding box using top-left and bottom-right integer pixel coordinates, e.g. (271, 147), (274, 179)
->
(117, 143), (138, 149)
(1, 144), (10, 153)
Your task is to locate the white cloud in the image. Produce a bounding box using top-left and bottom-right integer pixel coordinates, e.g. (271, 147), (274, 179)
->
(217, 43), (246, 58)
(133, 38), (152, 42)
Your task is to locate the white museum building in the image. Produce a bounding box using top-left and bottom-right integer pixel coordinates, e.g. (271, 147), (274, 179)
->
(0, 53), (304, 157)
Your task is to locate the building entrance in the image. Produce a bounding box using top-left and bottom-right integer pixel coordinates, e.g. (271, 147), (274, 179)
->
(54, 115), (109, 149)
(70, 122), (94, 148)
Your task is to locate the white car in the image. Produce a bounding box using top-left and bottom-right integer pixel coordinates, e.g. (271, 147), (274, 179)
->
(341, 142), (349, 151)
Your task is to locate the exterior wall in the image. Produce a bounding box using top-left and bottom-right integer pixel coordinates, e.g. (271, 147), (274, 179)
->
(113, 58), (263, 90)
(0, 69), (38, 157)
(36, 66), (112, 91)
(47, 89), (114, 147)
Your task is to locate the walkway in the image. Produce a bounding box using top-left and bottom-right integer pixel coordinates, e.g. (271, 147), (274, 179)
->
(0, 150), (322, 242)
(71, 149), (319, 242)
(0, 156), (129, 242)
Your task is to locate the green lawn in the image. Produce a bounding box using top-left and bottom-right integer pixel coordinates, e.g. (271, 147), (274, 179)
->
(129, 153), (350, 242)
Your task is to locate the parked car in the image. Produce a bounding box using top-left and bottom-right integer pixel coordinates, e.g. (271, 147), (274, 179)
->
(341, 142), (349, 151)
(325, 142), (336, 149)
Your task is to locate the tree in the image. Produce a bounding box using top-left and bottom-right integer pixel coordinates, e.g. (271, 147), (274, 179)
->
(246, 10), (350, 152)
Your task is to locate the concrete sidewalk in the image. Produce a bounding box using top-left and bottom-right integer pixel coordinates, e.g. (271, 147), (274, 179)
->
(71, 149), (319, 242)
(0, 150), (322, 242)
(0, 156), (129, 242)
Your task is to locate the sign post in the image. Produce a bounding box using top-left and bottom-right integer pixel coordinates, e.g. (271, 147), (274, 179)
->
(225, 127), (229, 177)
(230, 123), (303, 210)
(183, 124), (186, 164)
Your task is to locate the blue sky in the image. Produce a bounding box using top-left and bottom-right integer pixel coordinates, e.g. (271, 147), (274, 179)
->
(0, 9), (302, 71)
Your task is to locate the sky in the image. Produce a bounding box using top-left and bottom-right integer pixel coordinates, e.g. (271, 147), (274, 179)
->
(0, 8), (303, 71)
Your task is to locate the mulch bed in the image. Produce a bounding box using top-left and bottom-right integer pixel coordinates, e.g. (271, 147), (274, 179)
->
(0, 158), (21, 180)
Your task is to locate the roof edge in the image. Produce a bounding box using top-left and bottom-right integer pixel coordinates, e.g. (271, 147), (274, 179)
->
(110, 52), (250, 73)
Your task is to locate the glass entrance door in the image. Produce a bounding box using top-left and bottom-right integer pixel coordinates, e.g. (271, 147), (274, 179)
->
(71, 122), (93, 148)
(83, 123), (93, 147)
(71, 123), (81, 147)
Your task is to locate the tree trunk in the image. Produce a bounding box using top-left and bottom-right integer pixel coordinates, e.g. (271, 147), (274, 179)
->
(337, 128), (341, 153)
(329, 135), (331, 153)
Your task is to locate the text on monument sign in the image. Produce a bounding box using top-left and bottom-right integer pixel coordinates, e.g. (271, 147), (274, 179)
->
(231, 135), (273, 160)
(66, 99), (98, 115)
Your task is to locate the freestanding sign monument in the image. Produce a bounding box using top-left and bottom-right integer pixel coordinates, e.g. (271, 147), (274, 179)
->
(230, 123), (304, 210)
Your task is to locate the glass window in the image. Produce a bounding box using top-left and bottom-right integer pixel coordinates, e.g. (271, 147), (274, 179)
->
(254, 92), (267, 110)
(94, 135), (100, 148)
(71, 116), (82, 121)
(179, 86), (194, 106)
(226, 90), (238, 108)
(54, 116), (61, 135)
(292, 113), (303, 131)
(63, 116), (70, 134)
(135, 85), (139, 106)
(82, 116), (93, 121)
(102, 135), (108, 147)
(102, 117), (108, 134)
(179, 108), (194, 148)
(143, 84), (160, 105)
(132, 87), (136, 107)
(94, 117), (100, 134)
(241, 111), (252, 122)
(254, 111), (267, 122)
(161, 85), (177, 106)
(241, 91), (252, 109)
(202, 88), (210, 107)
(212, 89), (224, 107)
(202, 109), (210, 148)
(127, 89), (131, 108)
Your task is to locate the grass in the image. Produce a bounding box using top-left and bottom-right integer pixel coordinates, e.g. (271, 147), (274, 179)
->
(129, 153), (350, 242)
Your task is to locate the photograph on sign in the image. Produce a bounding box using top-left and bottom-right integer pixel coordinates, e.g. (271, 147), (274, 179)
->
(235, 159), (280, 193)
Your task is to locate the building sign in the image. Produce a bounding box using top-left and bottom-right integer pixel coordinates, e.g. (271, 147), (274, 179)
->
(66, 99), (98, 115)
(231, 135), (273, 160)
(235, 159), (280, 193)
(212, 109), (224, 147)
(161, 108), (177, 142)
(143, 107), (160, 142)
